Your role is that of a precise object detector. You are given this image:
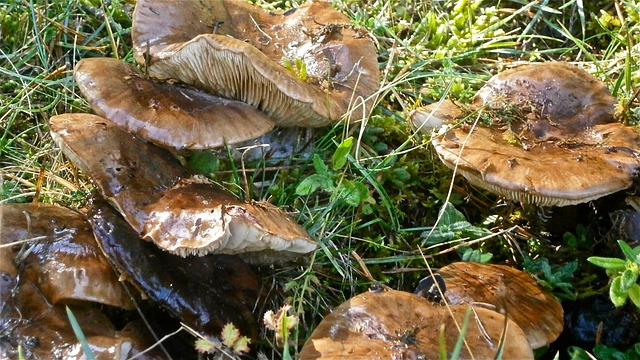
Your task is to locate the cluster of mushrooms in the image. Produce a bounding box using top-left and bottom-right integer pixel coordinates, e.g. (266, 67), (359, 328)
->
(410, 62), (640, 207)
(1, 0), (380, 358)
(3, 0), (638, 358)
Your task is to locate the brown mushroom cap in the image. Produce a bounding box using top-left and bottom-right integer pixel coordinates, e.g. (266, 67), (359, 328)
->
(75, 57), (275, 150)
(435, 262), (564, 349)
(132, 0), (380, 127)
(300, 288), (533, 359)
(422, 62), (640, 206)
(49, 113), (315, 262)
(1, 203), (134, 310)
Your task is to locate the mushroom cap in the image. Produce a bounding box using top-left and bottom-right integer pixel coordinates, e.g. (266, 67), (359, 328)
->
(409, 99), (464, 133)
(434, 262), (564, 349)
(131, 0), (380, 127)
(144, 181), (316, 261)
(1, 203), (134, 310)
(88, 198), (260, 339)
(49, 113), (315, 263)
(425, 62), (640, 206)
(300, 288), (534, 359)
(74, 57), (274, 150)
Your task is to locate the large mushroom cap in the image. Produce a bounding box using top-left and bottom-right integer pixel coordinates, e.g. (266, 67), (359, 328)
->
(75, 57), (275, 150)
(1, 203), (134, 310)
(49, 113), (315, 263)
(419, 62), (640, 206)
(431, 262), (564, 349)
(300, 288), (533, 359)
(132, 0), (380, 127)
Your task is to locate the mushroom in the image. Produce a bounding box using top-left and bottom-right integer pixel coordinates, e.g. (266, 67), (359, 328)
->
(415, 262), (564, 350)
(299, 287), (534, 359)
(131, 0), (380, 127)
(49, 113), (315, 262)
(410, 62), (640, 206)
(74, 57), (275, 150)
(88, 197), (260, 340)
(1, 203), (134, 310)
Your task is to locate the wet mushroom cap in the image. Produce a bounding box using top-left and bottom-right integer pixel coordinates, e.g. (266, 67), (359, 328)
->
(132, 0), (380, 127)
(424, 62), (640, 206)
(300, 288), (534, 359)
(74, 57), (275, 150)
(50, 113), (315, 263)
(1, 203), (134, 310)
(434, 262), (564, 349)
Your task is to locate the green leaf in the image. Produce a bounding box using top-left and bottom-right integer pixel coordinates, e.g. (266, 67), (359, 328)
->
(295, 174), (333, 196)
(65, 306), (96, 360)
(610, 276), (628, 307)
(587, 256), (627, 270)
(332, 137), (353, 170)
(628, 284), (640, 309)
(620, 269), (638, 292)
(221, 323), (240, 348)
(312, 153), (330, 176)
(618, 240), (640, 264)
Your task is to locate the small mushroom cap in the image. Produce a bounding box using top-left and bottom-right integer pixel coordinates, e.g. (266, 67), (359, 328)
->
(426, 62), (640, 206)
(50, 113), (315, 263)
(74, 57), (275, 150)
(300, 288), (534, 359)
(1, 203), (134, 310)
(88, 199), (260, 339)
(132, 0), (380, 127)
(144, 182), (316, 261)
(435, 262), (564, 349)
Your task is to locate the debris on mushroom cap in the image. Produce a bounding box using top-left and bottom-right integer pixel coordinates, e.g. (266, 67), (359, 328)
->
(1, 203), (134, 310)
(422, 262), (564, 350)
(145, 181), (316, 261)
(299, 287), (534, 359)
(416, 62), (640, 206)
(49, 113), (316, 263)
(88, 198), (261, 340)
(74, 57), (275, 150)
(132, 0), (380, 127)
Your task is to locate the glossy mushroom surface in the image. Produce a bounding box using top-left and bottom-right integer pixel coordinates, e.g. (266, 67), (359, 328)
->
(299, 288), (533, 359)
(88, 198), (261, 339)
(413, 62), (640, 206)
(434, 262), (564, 349)
(0, 203), (133, 309)
(132, 0), (380, 127)
(50, 113), (315, 262)
(75, 57), (275, 150)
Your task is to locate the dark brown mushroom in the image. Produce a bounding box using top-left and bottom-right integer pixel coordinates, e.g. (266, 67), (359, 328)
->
(49, 113), (315, 262)
(419, 262), (564, 350)
(1, 203), (134, 309)
(88, 197), (260, 340)
(131, 0), (380, 127)
(299, 287), (534, 359)
(411, 62), (640, 206)
(74, 57), (275, 150)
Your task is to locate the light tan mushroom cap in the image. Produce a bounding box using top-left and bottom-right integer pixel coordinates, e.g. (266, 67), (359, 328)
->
(144, 181), (316, 261)
(132, 0), (380, 127)
(425, 62), (640, 206)
(300, 288), (533, 359)
(438, 262), (564, 349)
(410, 99), (464, 133)
(75, 57), (274, 150)
(49, 113), (315, 263)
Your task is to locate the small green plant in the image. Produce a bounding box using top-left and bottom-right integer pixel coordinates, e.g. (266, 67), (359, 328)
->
(263, 304), (300, 360)
(588, 240), (640, 308)
(194, 322), (251, 358)
(523, 256), (578, 300)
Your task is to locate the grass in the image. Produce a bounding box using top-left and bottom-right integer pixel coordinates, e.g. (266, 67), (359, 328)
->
(2, 0), (640, 358)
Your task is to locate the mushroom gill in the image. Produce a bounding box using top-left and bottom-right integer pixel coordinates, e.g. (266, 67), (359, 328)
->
(132, 0), (380, 127)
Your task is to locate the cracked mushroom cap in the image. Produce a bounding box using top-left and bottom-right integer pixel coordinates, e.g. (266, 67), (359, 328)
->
(419, 262), (564, 350)
(299, 287), (533, 359)
(427, 62), (640, 206)
(1, 203), (134, 310)
(75, 57), (274, 150)
(131, 0), (380, 127)
(49, 113), (315, 263)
